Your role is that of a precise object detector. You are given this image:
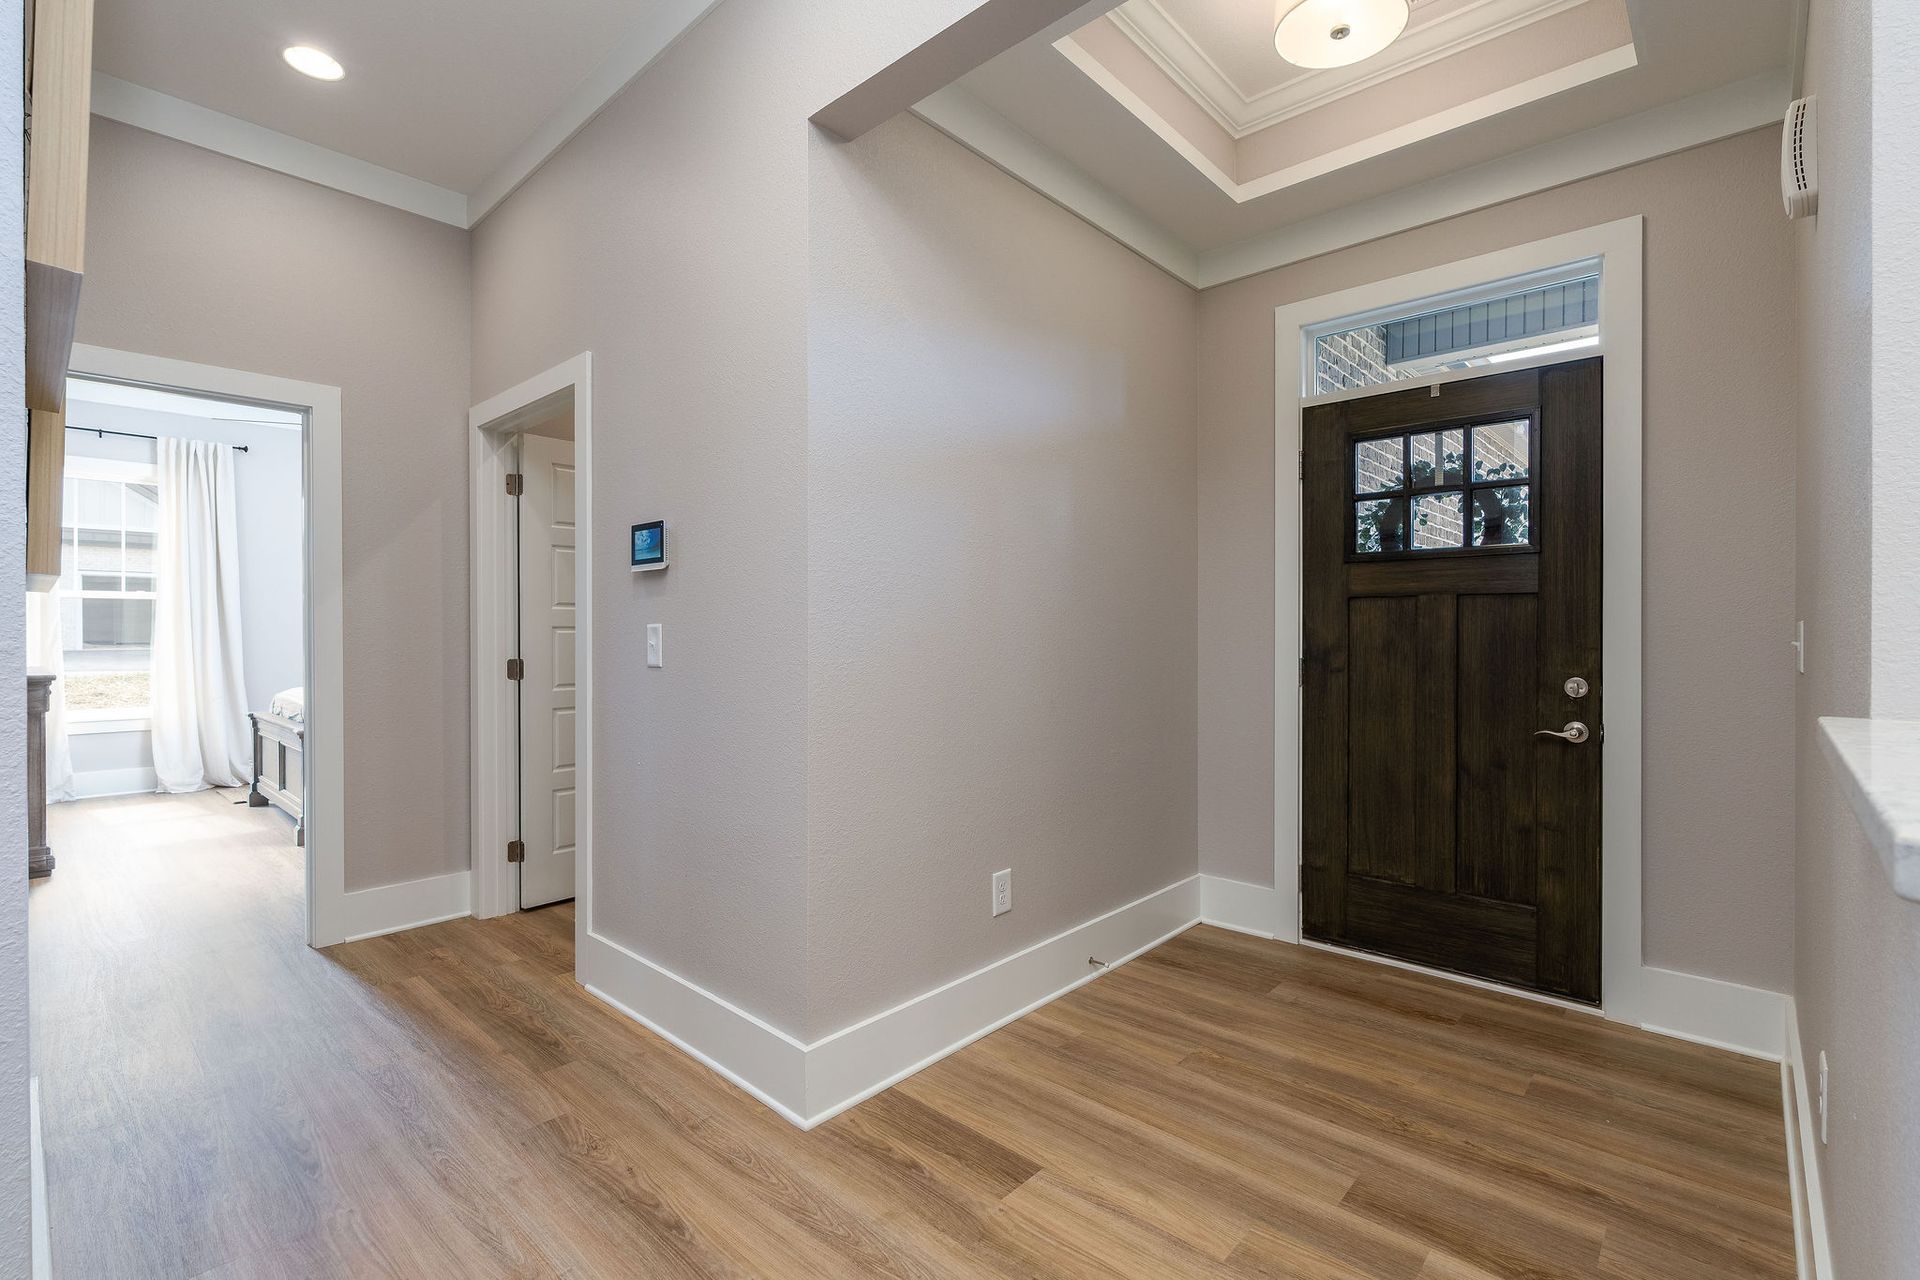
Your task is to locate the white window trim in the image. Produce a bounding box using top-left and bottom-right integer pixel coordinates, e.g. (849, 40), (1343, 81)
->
(1272, 216), (1648, 1030)
(1387, 326), (1601, 379)
(1302, 257), (1602, 348)
(62, 454), (158, 483)
(65, 714), (150, 736)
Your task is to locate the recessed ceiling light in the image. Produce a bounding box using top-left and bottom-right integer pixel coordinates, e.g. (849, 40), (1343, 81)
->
(1274, 0), (1410, 69)
(282, 45), (346, 81)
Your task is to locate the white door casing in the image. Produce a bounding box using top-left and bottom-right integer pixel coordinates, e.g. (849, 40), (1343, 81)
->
(1273, 217), (1646, 1027)
(66, 344), (351, 946)
(519, 433), (578, 909)
(469, 353), (592, 929)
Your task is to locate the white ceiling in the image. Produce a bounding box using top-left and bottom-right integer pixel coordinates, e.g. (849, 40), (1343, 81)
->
(91, 0), (663, 194)
(953, 0), (1797, 253)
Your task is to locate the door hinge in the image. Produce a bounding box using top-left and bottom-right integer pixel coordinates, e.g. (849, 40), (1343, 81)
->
(506, 840), (525, 864)
(1298, 864), (1306, 892)
(1299, 657), (1306, 687)
(1298, 450), (1305, 481)
(506, 657), (525, 681)
(505, 472), (524, 497)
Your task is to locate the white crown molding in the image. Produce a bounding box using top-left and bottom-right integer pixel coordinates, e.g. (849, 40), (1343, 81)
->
(912, 85), (1200, 284)
(1228, 44), (1638, 202)
(1098, 5), (1243, 138)
(90, 74), (471, 227)
(922, 69), (1784, 296)
(1196, 69), (1788, 286)
(466, 0), (726, 223)
(90, 0), (723, 231)
(1057, 30), (1636, 207)
(1108, 0), (1599, 139)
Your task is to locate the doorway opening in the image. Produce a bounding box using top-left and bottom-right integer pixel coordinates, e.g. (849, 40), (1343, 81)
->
(53, 376), (307, 815)
(38, 346), (346, 944)
(469, 355), (594, 928)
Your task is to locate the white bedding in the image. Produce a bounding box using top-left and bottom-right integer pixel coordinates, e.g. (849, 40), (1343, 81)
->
(268, 687), (306, 721)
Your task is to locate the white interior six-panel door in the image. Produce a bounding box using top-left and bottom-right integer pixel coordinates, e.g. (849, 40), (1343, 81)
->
(519, 433), (578, 909)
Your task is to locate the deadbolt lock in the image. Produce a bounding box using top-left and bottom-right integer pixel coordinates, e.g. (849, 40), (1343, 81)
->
(1564, 676), (1590, 699)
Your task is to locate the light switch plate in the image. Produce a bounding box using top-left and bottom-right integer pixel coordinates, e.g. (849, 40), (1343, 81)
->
(646, 623), (663, 668)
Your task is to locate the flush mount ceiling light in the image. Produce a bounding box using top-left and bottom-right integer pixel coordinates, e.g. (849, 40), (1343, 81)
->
(282, 45), (346, 81)
(1274, 0), (1410, 69)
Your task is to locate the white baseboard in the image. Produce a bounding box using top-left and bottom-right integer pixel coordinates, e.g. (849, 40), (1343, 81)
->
(1636, 965), (1789, 1060)
(65, 766), (158, 800)
(1198, 877), (1789, 1059)
(579, 932), (810, 1123)
(1199, 873), (1285, 939)
(1783, 1000), (1835, 1280)
(336, 870), (472, 944)
(29, 1077), (48, 1280)
(802, 875), (1200, 1126)
(582, 874), (1202, 1129)
(580, 869), (1791, 1131)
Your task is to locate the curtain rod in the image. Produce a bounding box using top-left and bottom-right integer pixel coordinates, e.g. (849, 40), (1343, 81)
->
(65, 425), (249, 453)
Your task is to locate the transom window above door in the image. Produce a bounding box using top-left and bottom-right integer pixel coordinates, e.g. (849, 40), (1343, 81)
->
(1351, 419), (1533, 556)
(1305, 260), (1602, 398)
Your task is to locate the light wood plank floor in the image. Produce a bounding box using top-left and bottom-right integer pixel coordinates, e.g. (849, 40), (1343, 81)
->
(33, 790), (1795, 1278)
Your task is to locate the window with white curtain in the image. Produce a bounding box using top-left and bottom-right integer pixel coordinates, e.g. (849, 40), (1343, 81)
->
(58, 458), (160, 718)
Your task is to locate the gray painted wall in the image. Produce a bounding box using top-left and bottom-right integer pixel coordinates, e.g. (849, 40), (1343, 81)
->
(1195, 128), (1800, 994)
(77, 119), (472, 892)
(1792, 0), (1920, 1273)
(1871, 0), (1920, 717)
(804, 114), (1199, 1035)
(469, 0), (1086, 1036)
(0, 0), (28, 1266)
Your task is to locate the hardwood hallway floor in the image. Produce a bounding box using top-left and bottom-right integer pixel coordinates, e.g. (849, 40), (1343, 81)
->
(32, 791), (1796, 1279)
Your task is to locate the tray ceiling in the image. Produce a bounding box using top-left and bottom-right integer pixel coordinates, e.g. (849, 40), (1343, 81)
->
(941, 0), (1795, 258)
(1108, 0), (1598, 137)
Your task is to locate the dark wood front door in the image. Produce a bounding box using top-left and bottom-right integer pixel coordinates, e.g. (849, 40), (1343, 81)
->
(1302, 358), (1602, 1003)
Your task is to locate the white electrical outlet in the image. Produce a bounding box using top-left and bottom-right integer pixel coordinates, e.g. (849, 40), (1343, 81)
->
(991, 869), (1012, 917)
(646, 623), (663, 668)
(1818, 1050), (1830, 1144)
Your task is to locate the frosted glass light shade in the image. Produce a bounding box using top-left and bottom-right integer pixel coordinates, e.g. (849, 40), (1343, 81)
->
(1274, 0), (1411, 68)
(282, 45), (346, 81)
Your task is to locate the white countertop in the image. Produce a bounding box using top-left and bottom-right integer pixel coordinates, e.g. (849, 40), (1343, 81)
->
(1819, 717), (1920, 901)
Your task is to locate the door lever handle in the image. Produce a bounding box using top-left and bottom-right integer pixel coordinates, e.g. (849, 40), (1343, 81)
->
(1535, 721), (1590, 744)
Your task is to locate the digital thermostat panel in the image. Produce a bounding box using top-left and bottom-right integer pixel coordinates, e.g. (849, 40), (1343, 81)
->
(631, 521), (666, 573)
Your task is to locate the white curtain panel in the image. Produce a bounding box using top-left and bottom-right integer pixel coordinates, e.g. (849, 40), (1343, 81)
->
(25, 586), (74, 803)
(151, 439), (251, 792)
